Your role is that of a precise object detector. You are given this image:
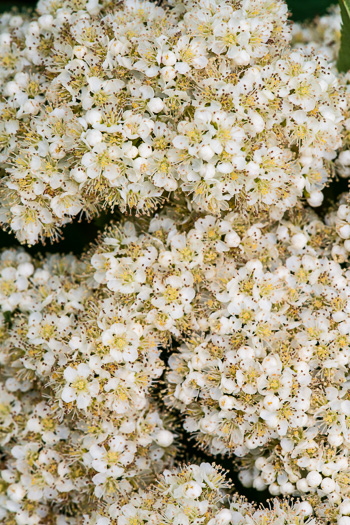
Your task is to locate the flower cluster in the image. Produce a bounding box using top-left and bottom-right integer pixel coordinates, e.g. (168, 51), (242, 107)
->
(1, 201), (343, 522)
(2, 0), (350, 524)
(0, 248), (177, 524)
(79, 201), (349, 520)
(0, 0), (344, 244)
(154, 205), (350, 521)
(325, 194), (350, 261)
(291, 5), (350, 182)
(86, 462), (315, 525)
(291, 5), (341, 62)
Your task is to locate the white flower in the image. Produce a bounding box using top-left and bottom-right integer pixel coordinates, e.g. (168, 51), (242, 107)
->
(81, 143), (123, 181)
(61, 363), (99, 410)
(101, 323), (140, 363)
(105, 258), (146, 293)
(175, 36), (208, 73)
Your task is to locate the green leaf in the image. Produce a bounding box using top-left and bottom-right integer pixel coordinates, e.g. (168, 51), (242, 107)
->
(337, 0), (350, 72)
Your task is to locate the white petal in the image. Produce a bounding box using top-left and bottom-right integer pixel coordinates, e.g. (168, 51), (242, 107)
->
(61, 386), (76, 403)
(63, 367), (77, 383)
(76, 363), (91, 378)
(77, 393), (91, 410)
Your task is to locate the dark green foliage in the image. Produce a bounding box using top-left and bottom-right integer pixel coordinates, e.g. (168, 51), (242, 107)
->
(338, 0), (350, 72)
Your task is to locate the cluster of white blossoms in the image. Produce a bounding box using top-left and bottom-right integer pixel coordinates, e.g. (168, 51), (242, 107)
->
(86, 462), (316, 525)
(2, 0), (350, 524)
(0, 248), (178, 524)
(0, 226), (328, 525)
(83, 201), (350, 522)
(1, 199), (343, 524)
(291, 5), (350, 182)
(0, 0), (345, 244)
(0, 200), (348, 524)
(290, 6), (350, 269)
(291, 5), (341, 62)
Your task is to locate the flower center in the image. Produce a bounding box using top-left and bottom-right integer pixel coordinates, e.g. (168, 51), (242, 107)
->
(113, 336), (127, 350)
(73, 378), (88, 391)
(164, 286), (180, 301)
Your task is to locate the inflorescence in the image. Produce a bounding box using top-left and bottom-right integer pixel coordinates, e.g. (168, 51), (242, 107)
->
(1, 0), (350, 524)
(0, 0), (345, 244)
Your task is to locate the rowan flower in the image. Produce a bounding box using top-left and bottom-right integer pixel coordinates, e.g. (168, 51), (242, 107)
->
(101, 323), (140, 363)
(61, 363), (100, 410)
